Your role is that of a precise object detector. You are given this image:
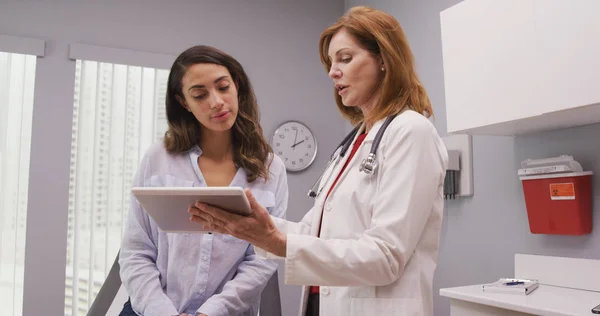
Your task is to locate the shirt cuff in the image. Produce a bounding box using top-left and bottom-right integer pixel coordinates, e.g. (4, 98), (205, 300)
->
(285, 233), (301, 259)
(197, 300), (225, 316)
(254, 246), (285, 260)
(283, 233), (310, 285)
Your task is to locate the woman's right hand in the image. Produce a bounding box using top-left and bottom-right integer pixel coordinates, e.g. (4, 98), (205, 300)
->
(189, 189), (287, 257)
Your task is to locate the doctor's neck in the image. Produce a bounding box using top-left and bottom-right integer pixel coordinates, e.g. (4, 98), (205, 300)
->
(359, 93), (380, 133)
(198, 128), (234, 162)
(360, 107), (375, 133)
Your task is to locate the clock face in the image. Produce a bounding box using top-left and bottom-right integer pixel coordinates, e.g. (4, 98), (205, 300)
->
(272, 121), (317, 172)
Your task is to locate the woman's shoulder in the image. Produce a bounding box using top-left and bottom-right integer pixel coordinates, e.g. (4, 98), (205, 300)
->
(143, 139), (191, 160)
(388, 109), (437, 135)
(384, 110), (448, 165)
(144, 140), (168, 156)
(381, 110), (445, 152)
(266, 153), (286, 177)
(137, 140), (193, 173)
(246, 154), (286, 204)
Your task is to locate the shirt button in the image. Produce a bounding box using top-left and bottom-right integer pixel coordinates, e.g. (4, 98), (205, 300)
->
(325, 202), (332, 212)
(202, 256), (209, 261)
(321, 287), (330, 296)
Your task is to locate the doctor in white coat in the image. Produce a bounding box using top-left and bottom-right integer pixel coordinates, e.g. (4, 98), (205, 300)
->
(189, 6), (448, 316)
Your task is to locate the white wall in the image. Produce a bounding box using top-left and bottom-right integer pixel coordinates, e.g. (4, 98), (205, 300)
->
(0, 0), (345, 315)
(345, 0), (600, 315)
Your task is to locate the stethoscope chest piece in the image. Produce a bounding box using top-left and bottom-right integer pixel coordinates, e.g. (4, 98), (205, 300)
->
(358, 153), (377, 175)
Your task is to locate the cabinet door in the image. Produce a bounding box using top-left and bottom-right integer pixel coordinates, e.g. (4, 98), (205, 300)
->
(441, 0), (540, 133)
(534, 0), (600, 113)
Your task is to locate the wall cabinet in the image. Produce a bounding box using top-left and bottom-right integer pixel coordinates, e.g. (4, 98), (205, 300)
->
(440, 0), (600, 135)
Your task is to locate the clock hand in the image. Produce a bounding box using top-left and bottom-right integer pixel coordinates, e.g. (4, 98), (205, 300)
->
(291, 140), (305, 148)
(293, 129), (298, 150)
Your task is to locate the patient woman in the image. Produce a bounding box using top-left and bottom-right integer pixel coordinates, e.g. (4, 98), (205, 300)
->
(118, 45), (288, 316)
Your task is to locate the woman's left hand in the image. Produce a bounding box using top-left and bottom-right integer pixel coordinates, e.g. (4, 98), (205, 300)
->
(188, 188), (287, 257)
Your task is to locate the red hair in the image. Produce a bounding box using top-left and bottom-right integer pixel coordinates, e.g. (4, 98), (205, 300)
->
(319, 6), (433, 125)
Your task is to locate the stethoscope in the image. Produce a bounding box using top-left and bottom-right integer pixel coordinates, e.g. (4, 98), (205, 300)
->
(308, 114), (397, 199)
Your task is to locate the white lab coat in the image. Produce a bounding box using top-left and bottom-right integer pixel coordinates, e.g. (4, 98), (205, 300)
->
(257, 110), (448, 316)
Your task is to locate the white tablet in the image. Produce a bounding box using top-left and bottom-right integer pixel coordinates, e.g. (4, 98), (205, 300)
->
(131, 186), (251, 233)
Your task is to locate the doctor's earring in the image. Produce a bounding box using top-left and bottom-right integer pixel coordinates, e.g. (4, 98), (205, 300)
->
(381, 67), (385, 71)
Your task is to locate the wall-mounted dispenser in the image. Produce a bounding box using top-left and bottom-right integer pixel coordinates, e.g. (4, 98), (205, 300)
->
(441, 134), (474, 200)
(518, 155), (593, 235)
(444, 150), (460, 199)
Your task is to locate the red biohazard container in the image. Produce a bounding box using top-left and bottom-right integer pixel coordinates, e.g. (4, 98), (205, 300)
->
(520, 171), (593, 235)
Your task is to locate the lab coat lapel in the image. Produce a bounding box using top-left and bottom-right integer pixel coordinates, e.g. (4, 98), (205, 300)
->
(321, 119), (385, 200)
(309, 123), (369, 236)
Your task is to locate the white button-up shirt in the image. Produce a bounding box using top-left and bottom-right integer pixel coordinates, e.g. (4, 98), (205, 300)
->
(119, 141), (288, 316)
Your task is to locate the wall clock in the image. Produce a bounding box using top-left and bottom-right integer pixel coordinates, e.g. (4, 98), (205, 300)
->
(271, 121), (317, 172)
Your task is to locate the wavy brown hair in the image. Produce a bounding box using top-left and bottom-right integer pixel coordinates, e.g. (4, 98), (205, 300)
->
(319, 6), (433, 126)
(163, 45), (272, 182)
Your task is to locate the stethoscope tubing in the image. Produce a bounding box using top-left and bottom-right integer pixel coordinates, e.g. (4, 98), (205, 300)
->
(307, 114), (397, 199)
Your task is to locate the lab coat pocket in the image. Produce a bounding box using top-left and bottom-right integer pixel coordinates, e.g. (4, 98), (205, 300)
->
(221, 189), (275, 243)
(350, 298), (415, 316)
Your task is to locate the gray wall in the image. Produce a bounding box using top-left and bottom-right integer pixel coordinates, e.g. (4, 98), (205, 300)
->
(0, 1), (345, 315)
(345, 0), (600, 315)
